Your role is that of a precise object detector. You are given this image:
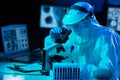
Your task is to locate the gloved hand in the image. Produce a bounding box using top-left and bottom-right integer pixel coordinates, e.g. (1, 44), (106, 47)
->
(50, 27), (63, 39)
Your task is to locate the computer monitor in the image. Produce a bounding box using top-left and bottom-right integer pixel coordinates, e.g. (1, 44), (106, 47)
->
(106, 6), (120, 31)
(1, 24), (30, 58)
(40, 4), (68, 28)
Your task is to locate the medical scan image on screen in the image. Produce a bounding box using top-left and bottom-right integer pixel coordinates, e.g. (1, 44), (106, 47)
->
(1, 24), (29, 58)
(40, 5), (68, 28)
(107, 6), (120, 31)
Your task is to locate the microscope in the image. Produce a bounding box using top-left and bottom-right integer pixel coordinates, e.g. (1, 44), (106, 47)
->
(42, 28), (71, 75)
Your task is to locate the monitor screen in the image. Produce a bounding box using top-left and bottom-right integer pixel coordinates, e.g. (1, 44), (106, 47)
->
(40, 4), (68, 28)
(1, 24), (29, 58)
(106, 6), (120, 31)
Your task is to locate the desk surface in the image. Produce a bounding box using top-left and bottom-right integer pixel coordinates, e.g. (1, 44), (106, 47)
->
(0, 61), (51, 80)
(0, 61), (116, 80)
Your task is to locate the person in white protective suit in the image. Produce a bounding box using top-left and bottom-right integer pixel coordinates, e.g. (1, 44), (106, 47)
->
(44, 2), (120, 80)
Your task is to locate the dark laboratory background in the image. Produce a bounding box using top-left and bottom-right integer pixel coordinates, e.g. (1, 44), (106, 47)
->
(0, 0), (120, 52)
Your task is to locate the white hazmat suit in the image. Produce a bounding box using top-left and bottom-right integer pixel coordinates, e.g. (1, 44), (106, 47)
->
(44, 2), (120, 80)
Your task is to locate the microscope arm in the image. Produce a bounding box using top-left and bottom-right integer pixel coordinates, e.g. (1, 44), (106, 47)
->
(42, 44), (62, 73)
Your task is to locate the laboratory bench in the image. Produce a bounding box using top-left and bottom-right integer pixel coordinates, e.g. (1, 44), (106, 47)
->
(0, 61), (51, 80)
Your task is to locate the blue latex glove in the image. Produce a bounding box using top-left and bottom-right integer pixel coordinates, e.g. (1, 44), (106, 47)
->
(50, 27), (63, 39)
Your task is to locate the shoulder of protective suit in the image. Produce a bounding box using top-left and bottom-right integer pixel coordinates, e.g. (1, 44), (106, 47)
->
(95, 25), (118, 37)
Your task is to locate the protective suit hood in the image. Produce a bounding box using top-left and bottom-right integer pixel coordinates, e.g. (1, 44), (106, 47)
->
(62, 2), (93, 25)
